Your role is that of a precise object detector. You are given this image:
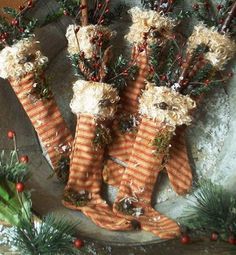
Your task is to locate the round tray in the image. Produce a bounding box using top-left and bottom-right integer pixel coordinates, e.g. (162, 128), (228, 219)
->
(0, 0), (236, 251)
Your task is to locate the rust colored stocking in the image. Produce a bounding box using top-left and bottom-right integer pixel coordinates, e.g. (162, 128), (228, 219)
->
(113, 117), (180, 239)
(63, 114), (132, 231)
(103, 49), (149, 185)
(10, 74), (73, 173)
(104, 49), (193, 195)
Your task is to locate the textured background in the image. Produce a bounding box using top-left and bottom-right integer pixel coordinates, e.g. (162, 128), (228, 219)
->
(0, 0), (236, 254)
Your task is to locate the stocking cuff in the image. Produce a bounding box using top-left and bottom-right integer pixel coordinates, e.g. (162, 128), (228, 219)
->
(66, 24), (116, 58)
(139, 82), (196, 129)
(125, 7), (175, 45)
(187, 23), (236, 70)
(0, 36), (48, 81)
(70, 80), (120, 119)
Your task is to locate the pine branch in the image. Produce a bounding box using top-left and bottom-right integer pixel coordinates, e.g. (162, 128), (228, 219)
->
(13, 214), (79, 255)
(28, 73), (53, 101)
(220, 1), (236, 33)
(0, 7), (38, 49)
(0, 151), (29, 183)
(182, 180), (236, 239)
(106, 55), (138, 91)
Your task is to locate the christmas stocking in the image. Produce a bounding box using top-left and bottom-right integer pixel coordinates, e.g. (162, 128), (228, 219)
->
(103, 7), (193, 195)
(165, 126), (193, 195)
(0, 38), (73, 181)
(103, 48), (149, 186)
(62, 80), (132, 231)
(113, 84), (196, 239)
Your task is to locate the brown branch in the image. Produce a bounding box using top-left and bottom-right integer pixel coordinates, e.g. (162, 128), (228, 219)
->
(220, 2), (236, 34)
(178, 53), (192, 86)
(80, 0), (88, 26)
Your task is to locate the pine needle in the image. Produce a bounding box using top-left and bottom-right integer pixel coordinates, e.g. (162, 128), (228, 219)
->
(0, 151), (30, 183)
(13, 214), (79, 255)
(182, 180), (236, 239)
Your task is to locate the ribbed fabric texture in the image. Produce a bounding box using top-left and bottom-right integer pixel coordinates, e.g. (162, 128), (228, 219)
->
(63, 114), (132, 231)
(104, 48), (193, 195)
(104, 49), (149, 186)
(113, 117), (180, 239)
(10, 73), (73, 168)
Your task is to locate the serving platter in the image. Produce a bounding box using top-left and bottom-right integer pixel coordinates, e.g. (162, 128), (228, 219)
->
(0, 0), (236, 253)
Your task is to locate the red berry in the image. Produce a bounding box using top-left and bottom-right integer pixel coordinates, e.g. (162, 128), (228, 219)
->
(19, 5), (25, 11)
(180, 234), (191, 244)
(19, 27), (24, 33)
(219, 19), (224, 24)
(106, 0), (110, 3)
(28, 0), (33, 7)
(0, 32), (8, 40)
(217, 4), (223, 11)
(123, 70), (129, 76)
(7, 130), (15, 139)
(16, 182), (25, 192)
(204, 79), (210, 85)
(98, 3), (102, 9)
(192, 3), (199, 10)
(105, 8), (109, 14)
(210, 232), (219, 241)
(63, 10), (69, 16)
(205, 4), (210, 9)
(160, 75), (167, 81)
(11, 19), (19, 26)
(99, 18), (105, 24)
(228, 72), (234, 78)
(74, 239), (84, 249)
(228, 236), (236, 245)
(20, 155), (29, 164)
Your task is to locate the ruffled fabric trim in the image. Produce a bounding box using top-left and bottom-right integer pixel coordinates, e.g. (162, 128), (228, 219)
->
(187, 24), (236, 70)
(0, 37), (48, 80)
(70, 80), (119, 119)
(139, 82), (196, 129)
(125, 7), (175, 45)
(66, 24), (116, 58)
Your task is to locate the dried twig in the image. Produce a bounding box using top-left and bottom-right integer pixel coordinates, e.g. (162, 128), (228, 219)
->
(81, 0), (88, 26)
(220, 2), (236, 33)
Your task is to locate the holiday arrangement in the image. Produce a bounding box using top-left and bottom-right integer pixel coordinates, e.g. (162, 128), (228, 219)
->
(0, 0), (236, 253)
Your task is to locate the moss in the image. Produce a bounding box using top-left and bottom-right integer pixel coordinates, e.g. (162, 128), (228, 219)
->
(55, 156), (70, 184)
(28, 73), (53, 101)
(116, 199), (144, 216)
(93, 124), (112, 149)
(118, 114), (138, 134)
(63, 189), (91, 207)
(153, 131), (172, 155)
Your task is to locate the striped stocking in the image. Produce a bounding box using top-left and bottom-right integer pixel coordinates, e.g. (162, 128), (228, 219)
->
(63, 114), (132, 231)
(166, 126), (192, 195)
(62, 80), (132, 231)
(103, 48), (148, 186)
(113, 117), (180, 239)
(103, 48), (193, 195)
(10, 73), (73, 177)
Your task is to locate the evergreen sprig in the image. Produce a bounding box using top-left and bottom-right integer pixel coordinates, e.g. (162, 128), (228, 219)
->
(107, 55), (138, 91)
(192, 0), (216, 27)
(182, 180), (236, 239)
(148, 39), (180, 87)
(28, 75), (53, 101)
(192, 0), (236, 34)
(0, 7), (38, 50)
(13, 214), (79, 255)
(0, 151), (29, 183)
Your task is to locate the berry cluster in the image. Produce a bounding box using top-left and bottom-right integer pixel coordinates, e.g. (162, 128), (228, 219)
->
(0, 1), (37, 50)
